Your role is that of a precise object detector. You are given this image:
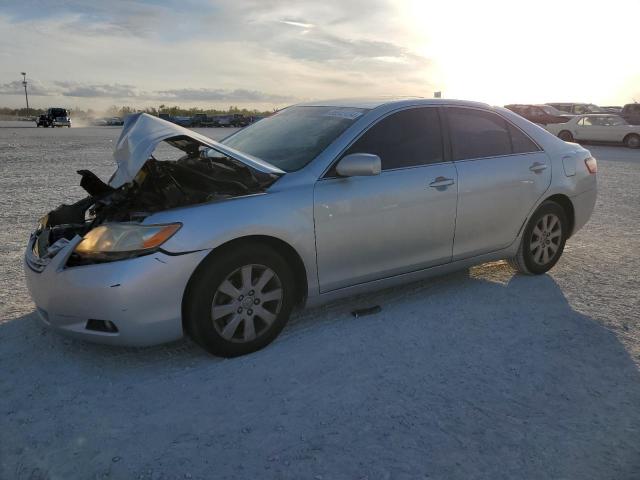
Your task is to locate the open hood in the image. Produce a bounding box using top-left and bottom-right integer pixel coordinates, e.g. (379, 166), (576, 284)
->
(110, 113), (284, 188)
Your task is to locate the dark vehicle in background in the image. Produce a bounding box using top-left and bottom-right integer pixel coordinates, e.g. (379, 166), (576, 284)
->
(505, 104), (572, 126)
(159, 113), (256, 128)
(35, 108), (71, 128)
(191, 113), (216, 127)
(546, 103), (606, 115)
(172, 116), (193, 127)
(230, 114), (250, 127)
(621, 103), (640, 125)
(158, 113), (190, 126)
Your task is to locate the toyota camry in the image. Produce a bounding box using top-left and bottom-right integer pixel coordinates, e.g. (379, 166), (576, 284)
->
(24, 98), (597, 356)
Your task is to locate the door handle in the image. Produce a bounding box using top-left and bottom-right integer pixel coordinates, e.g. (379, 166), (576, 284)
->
(429, 176), (455, 188)
(529, 162), (548, 173)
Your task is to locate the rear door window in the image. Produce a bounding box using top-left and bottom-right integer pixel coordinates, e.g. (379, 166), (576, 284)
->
(447, 108), (512, 160)
(447, 107), (539, 159)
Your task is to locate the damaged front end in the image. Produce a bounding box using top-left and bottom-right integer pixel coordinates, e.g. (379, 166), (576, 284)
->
(27, 113), (284, 270)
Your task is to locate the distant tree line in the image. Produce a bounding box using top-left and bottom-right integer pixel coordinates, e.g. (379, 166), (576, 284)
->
(0, 105), (276, 120)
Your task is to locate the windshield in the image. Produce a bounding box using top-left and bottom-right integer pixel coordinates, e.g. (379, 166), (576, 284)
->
(221, 106), (368, 171)
(585, 104), (606, 113)
(540, 105), (566, 116)
(51, 109), (68, 117)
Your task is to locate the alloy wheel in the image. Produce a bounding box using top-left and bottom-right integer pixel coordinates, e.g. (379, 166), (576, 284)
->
(530, 214), (562, 266)
(211, 264), (283, 343)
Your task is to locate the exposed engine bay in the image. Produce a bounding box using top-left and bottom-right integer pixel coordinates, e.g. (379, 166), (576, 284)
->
(30, 115), (283, 265)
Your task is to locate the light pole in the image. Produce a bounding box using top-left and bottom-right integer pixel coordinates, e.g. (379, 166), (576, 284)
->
(21, 72), (29, 117)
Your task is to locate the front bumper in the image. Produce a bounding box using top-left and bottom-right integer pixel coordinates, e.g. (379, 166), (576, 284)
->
(24, 235), (210, 347)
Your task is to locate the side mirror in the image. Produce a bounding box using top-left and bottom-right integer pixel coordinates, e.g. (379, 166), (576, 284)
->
(335, 153), (381, 177)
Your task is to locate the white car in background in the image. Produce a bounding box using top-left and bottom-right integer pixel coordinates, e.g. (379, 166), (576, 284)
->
(547, 114), (640, 148)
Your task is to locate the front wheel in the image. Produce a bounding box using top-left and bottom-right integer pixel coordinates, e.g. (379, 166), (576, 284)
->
(184, 244), (295, 357)
(509, 201), (568, 275)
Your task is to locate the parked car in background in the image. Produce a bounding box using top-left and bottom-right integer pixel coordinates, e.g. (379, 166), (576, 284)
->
(191, 113), (216, 127)
(107, 117), (124, 126)
(230, 114), (250, 128)
(621, 103), (640, 125)
(546, 103), (606, 115)
(505, 104), (572, 126)
(91, 117), (124, 126)
(212, 115), (233, 127)
(546, 114), (640, 148)
(24, 99), (597, 357)
(35, 108), (71, 127)
(601, 106), (623, 113)
(172, 116), (193, 127)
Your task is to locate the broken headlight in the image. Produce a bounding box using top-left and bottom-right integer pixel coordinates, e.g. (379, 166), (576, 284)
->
(74, 223), (181, 260)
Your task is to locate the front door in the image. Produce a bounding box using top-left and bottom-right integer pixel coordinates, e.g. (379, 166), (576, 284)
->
(314, 107), (458, 293)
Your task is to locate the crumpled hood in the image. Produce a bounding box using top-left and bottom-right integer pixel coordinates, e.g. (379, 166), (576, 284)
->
(110, 113), (284, 188)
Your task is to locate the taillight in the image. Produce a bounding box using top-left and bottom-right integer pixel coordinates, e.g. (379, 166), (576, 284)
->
(584, 157), (597, 174)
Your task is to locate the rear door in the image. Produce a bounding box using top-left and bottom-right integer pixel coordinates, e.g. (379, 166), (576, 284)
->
(314, 107), (458, 292)
(444, 107), (551, 260)
(574, 116), (610, 141)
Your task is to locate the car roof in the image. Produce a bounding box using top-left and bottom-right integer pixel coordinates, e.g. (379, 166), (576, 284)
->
(579, 113), (620, 117)
(506, 104), (555, 108)
(294, 97), (490, 110)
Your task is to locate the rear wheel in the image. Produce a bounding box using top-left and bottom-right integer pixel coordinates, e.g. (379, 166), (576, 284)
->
(509, 201), (568, 275)
(624, 133), (640, 148)
(558, 130), (574, 142)
(184, 244), (295, 357)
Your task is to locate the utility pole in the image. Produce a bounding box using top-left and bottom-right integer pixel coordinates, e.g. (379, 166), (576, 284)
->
(21, 72), (29, 116)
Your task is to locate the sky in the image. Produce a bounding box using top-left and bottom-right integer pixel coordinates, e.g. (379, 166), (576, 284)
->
(1, 0), (639, 111)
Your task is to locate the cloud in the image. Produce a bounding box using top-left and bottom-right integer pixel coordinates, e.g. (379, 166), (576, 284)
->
(153, 88), (295, 103)
(0, 0), (435, 108)
(279, 18), (315, 28)
(54, 82), (138, 98)
(0, 78), (294, 104)
(0, 79), (52, 96)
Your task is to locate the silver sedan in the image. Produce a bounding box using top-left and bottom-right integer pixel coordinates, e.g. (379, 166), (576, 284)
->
(24, 98), (597, 356)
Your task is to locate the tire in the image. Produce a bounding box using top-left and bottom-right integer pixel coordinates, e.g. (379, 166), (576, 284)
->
(558, 130), (574, 142)
(624, 133), (640, 149)
(184, 243), (295, 357)
(509, 201), (568, 275)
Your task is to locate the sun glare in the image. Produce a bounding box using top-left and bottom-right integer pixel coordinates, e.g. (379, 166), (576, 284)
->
(402, 0), (640, 105)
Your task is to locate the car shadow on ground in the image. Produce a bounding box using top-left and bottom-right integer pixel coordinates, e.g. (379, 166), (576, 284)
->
(1, 261), (639, 479)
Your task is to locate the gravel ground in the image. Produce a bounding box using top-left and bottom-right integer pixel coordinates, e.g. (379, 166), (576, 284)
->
(1, 123), (639, 479)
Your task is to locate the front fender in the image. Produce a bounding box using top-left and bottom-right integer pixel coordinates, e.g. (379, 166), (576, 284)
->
(143, 186), (319, 297)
